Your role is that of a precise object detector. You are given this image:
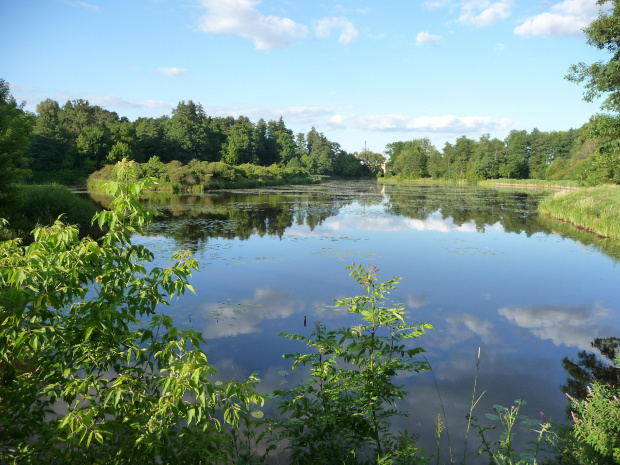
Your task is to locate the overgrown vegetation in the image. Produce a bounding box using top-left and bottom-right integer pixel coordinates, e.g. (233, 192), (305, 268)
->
(538, 185), (620, 239)
(2, 163), (619, 464)
(0, 184), (101, 241)
(0, 165), (266, 463)
(86, 157), (321, 192)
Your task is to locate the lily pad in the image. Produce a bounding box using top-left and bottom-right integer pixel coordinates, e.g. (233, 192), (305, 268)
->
(251, 411), (264, 419)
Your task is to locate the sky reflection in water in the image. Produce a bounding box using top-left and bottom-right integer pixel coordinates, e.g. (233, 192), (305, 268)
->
(123, 181), (620, 460)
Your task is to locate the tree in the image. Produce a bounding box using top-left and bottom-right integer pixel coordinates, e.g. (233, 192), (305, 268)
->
(0, 79), (33, 192)
(566, 1), (620, 184)
(566, 1), (620, 115)
(28, 98), (75, 172)
(500, 130), (530, 179)
(0, 161), (265, 463)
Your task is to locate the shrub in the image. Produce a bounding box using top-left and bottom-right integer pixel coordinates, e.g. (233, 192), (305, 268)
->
(0, 161), (265, 464)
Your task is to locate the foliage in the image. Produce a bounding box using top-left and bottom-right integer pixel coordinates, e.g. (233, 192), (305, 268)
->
(470, 399), (553, 465)
(0, 79), (33, 192)
(0, 160), (265, 463)
(0, 184), (101, 241)
(567, 386), (620, 464)
(87, 159), (317, 192)
(562, 337), (620, 415)
(558, 357), (620, 465)
(274, 263), (432, 464)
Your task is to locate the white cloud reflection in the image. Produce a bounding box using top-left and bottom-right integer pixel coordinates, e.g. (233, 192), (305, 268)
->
(324, 215), (503, 233)
(498, 304), (611, 350)
(202, 288), (305, 338)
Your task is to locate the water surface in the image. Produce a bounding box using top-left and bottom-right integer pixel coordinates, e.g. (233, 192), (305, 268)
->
(95, 180), (620, 461)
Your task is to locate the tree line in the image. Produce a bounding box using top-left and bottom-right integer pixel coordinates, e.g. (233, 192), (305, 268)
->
(382, 127), (612, 185)
(25, 97), (372, 180)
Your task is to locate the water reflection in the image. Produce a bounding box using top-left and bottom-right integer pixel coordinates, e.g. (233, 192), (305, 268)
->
(87, 180), (620, 462)
(202, 288), (306, 339)
(499, 304), (612, 351)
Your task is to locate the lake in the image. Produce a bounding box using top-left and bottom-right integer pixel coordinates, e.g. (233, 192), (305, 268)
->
(91, 180), (620, 461)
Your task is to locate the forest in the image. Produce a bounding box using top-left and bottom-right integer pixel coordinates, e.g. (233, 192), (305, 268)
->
(22, 97), (374, 184)
(5, 78), (616, 191)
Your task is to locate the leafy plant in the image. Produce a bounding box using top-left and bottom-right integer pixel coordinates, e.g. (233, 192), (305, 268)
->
(560, 360), (620, 465)
(0, 160), (265, 464)
(470, 399), (553, 465)
(274, 263), (433, 464)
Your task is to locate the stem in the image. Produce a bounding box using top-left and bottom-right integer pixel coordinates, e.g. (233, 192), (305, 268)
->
(464, 347), (483, 464)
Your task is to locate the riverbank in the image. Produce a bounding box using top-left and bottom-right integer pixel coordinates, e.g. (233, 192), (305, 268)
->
(86, 160), (320, 193)
(379, 177), (581, 190)
(0, 184), (101, 241)
(538, 185), (620, 239)
(477, 178), (581, 190)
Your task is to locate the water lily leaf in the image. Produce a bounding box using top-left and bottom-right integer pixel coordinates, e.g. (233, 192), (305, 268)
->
(454, 402), (468, 410)
(278, 370), (289, 377)
(251, 411), (264, 419)
(493, 404), (505, 412)
(485, 413), (500, 421)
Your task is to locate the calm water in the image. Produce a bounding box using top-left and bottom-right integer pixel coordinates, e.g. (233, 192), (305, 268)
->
(91, 180), (620, 461)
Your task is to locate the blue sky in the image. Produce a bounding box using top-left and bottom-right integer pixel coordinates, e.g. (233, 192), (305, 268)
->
(0, 0), (609, 154)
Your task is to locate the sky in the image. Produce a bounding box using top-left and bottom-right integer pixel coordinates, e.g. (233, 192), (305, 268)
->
(0, 0), (611, 154)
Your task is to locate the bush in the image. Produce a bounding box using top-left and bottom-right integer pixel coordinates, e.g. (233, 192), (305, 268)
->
(0, 161), (265, 464)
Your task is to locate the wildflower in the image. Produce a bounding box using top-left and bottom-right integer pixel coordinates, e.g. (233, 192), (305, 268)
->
(540, 412), (547, 421)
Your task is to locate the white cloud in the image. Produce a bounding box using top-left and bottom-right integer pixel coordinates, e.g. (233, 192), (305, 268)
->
(198, 0), (308, 50)
(415, 31), (442, 47)
(341, 114), (516, 133)
(499, 304), (611, 350)
(314, 17), (359, 44)
(458, 0), (513, 27)
(495, 42), (505, 51)
(514, 0), (600, 37)
(158, 67), (188, 78)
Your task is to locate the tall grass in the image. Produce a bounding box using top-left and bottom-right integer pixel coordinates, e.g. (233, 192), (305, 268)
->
(538, 185), (620, 239)
(478, 178), (581, 189)
(0, 184), (101, 241)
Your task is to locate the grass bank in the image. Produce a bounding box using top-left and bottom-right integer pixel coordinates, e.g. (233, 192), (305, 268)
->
(538, 185), (620, 239)
(478, 178), (581, 190)
(0, 184), (102, 241)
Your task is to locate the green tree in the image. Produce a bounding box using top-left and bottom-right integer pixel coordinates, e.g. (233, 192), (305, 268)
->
(0, 79), (33, 192)
(28, 98), (75, 172)
(566, 1), (620, 185)
(500, 130), (530, 179)
(0, 161), (265, 463)
(164, 100), (212, 163)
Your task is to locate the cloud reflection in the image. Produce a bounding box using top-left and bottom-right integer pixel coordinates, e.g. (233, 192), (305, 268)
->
(203, 288), (305, 338)
(498, 304), (611, 350)
(324, 215), (504, 233)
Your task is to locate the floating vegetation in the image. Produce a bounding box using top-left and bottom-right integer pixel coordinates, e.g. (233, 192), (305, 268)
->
(312, 247), (379, 261)
(446, 247), (503, 256)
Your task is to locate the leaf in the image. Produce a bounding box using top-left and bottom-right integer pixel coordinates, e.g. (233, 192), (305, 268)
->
(251, 410), (264, 419)
(485, 413), (500, 421)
